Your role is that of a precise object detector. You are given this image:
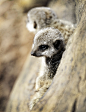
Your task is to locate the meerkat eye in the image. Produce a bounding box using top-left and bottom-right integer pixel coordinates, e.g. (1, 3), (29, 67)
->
(49, 16), (52, 19)
(34, 21), (37, 29)
(53, 40), (62, 50)
(39, 45), (49, 51)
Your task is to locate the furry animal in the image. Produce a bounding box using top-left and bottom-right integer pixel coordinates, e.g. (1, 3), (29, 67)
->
(26, 7), (76, 110)
(26, 7), (57, 33)
(26, 7), (76, 43)
(30, 28), (65, 110)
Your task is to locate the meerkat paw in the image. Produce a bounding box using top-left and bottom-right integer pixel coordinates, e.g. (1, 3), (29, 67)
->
(35, 76), (45, 91)
(35, 84), (40, 92)
(35, 76), (53, 91)
(44, 79), (52, 89)
(35, 77), (41, 91)
(29, 97), (39, 110)
(29, 80), (53, 110)
(29, 84), (49, 110)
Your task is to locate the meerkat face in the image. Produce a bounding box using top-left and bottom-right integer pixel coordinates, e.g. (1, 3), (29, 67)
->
(26, 7), (57, 33)
(31, 28), (65, 58)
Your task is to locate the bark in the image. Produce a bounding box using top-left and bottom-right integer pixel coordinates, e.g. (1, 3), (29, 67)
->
(6, 0), (86, 112)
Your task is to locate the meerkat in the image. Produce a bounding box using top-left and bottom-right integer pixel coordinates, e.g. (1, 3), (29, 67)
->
(26, 7), (75, 109)
(26, 7), (57, 33)
(26, 7), (76, 43)
(30, 28), (65, 110)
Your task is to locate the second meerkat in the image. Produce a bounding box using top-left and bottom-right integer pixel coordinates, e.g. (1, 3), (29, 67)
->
(26, 7), (76, 43)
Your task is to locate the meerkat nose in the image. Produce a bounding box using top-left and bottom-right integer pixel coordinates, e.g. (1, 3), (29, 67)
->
(31, 51), (36, 56)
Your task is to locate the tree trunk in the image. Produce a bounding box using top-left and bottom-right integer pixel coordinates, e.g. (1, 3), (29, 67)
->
(6, 0), (86, 112)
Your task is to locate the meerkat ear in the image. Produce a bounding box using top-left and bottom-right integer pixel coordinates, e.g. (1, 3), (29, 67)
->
(53, 39), (63, 50)
(45, 11), (52, 20)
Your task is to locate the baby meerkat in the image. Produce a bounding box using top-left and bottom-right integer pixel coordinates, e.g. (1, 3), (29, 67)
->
(30, 28), (65, 110)
(26, 7), (76, 43)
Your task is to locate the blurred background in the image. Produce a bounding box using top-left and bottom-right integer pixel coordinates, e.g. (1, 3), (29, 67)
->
(0, 0), (76, 112)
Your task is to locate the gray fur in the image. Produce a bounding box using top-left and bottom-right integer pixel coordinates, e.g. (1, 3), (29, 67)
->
(26, 7), (57, 33)
(30, 28), (65, 110)
(26, 7), (76, 44)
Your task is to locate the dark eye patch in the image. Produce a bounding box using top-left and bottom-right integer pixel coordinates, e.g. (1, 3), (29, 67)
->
(53, 40), (62, 50)
(34, 21), (37, 29)
(39, 45), (49, 51)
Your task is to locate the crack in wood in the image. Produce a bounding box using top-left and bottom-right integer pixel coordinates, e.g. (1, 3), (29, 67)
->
(71, 98), (77, 112)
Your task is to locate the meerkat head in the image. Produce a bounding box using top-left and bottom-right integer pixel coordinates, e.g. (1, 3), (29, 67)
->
(31, 28), (65, 58)
(26, 7), (57, 33)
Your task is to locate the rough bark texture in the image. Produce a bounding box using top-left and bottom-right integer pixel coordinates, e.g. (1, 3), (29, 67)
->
(75, 0), (86, 24)
(6, 56), (41, 112)
(6, 0), (86, 112)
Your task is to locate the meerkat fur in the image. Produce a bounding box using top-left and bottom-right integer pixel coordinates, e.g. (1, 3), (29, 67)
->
(30, 28), (65, 110)
(26, 7), (76, 43)
(26, 7), (57, 33)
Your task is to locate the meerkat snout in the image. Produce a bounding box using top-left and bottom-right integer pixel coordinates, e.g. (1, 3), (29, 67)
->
(31, 44), (50, 57)
(31, 51), (37, 56)
(31, 28), (65, 58)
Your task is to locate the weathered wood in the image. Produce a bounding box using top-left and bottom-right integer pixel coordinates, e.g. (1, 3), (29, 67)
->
(75, 0), (86, 24)
(6, 55), (41, 112)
